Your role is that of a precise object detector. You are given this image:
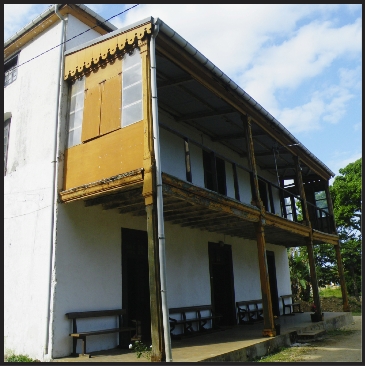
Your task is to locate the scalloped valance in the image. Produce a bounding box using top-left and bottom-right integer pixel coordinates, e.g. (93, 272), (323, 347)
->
(64, 23), (152, 80)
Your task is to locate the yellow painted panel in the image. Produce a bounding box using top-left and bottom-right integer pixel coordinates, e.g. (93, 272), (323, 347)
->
(82, 84), (101, 142)
(85, 58), (122, 87)
(100, 74), (122, 135)
(63, 121), (144, 190)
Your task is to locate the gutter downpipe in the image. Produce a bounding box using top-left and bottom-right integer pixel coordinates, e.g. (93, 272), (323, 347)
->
(150, 19), (173, 362)
(44, 4), (67, 356)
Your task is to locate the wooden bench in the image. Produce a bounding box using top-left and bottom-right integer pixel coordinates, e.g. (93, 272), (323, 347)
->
(236, 299), (263, 324)
(65, 309), (136, 357)
(169, 305), (222, 338)
(280, 295), (302, 315)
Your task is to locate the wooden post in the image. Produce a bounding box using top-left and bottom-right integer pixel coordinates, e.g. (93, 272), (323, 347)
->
(146, 201), (165, 361)
(324, 181), (336, 234)
(306, 237), (322, 316)
(242, 115), (262, 208)
(255, 221), (276, 336)
(293, 156), (309, 224)
(243, 114), (275, 336)
(335, 243), (351, 312)
(141, 41), (165, 362)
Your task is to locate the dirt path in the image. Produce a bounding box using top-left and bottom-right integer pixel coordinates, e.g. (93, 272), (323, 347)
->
(290, 315), (362, 362)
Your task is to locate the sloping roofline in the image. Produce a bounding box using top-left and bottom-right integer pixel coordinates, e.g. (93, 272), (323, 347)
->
(65, 16), (334, 178)
(13, 6), (333, 179)
(4, 4), (117, 57)
(152, 18), (335, 179)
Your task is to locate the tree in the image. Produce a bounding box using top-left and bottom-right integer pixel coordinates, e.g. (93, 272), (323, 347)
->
(288, 158), (362, 300)
(330, 158), (362, 299)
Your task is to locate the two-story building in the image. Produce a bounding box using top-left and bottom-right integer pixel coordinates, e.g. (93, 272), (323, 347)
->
(4, 4), (349, 362)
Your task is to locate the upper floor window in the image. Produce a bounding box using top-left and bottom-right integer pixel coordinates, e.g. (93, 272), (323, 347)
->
(66, 47), (143, 148)
(122, 48), (142, 127)
(203, 150), (227, 195)
(67, 76), (85, 148)
(315, 190), (328, 217)
(4, 55), (18, 87)
(4, 118), (11, 175)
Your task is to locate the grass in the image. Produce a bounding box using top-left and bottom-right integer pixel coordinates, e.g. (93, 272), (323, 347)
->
(253, 346), (311, 362)
(6, 354), (39, 362)
(319, 287), (342, 298)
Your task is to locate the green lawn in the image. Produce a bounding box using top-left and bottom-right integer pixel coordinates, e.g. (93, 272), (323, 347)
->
(319, 287), (342, 298)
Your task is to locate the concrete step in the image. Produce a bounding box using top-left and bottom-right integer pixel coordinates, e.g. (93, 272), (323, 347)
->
(296, 329), (326, 342)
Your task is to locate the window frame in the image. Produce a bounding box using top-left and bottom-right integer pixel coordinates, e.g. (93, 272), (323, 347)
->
(4, 54), (19, 87)
(4, 118), (11, 175)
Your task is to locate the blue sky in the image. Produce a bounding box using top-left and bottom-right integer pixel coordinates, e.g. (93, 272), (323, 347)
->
(4, 4), (362, 182)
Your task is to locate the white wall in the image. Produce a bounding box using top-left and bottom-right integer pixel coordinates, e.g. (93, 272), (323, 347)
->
(49, 199), (292, 355)
(65, 14), (102, 51)
(4, 20), (64, 361)
(51, 201), (148, 358)
(158, 111), (280, 210)
(4, 14), (113, 362)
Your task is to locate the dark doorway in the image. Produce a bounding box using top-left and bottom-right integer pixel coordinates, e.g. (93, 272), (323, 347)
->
(208, 242), (236, 325)
(266, 251), (280, 316)
(122, 228), (151, 340)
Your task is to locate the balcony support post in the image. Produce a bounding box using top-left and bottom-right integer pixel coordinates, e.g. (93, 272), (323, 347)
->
(324, 181), (336, 234)
(293, 156), (310, 225)
(141, 38), (166, 362)
(306, 236), (323, 317)
(334, 243), (351, 312)
(242, 115), (262, 209)
(242, 114), (275, 336)
(255, 220), (276, 337)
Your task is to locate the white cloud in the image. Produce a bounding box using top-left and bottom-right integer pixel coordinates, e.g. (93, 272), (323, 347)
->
(4, 4), (50, 41)
(328, 151), (362, 180)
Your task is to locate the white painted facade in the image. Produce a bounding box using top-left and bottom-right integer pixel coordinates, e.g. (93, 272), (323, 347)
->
(159, 110), (281, 211)
(50, 200), (291, 357)
(5, 10), (292, 361)
(4, 13), (111, 361)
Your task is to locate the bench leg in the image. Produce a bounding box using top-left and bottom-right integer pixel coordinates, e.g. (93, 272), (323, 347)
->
(71, 337), (78, 357)
(81, 336), (86, 356)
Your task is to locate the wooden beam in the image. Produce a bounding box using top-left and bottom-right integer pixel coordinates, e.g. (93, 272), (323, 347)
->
(211, 133), (245, 142)
(306, 236), (323, 317)
(243, 115), (262, 209)
(335, 244), (351, 312)
(176, 107), (235, 122)
(146, 204), (165, 361)
(157, 75), (193, 88)
(255, 221), (276, 336)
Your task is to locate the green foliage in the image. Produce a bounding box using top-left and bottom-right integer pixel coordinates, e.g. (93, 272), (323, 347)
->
(319, 287), (342, 298)
(330, 158), (362, 298)
(6, 354), (39, 362)
(288, 159), (362, 300)
(330, 158), (361, 235)
(129, 340), (152, 360)
(287, 247), (311, 301)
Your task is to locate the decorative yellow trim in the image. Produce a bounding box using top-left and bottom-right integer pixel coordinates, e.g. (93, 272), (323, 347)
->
(64, 23), (152, 80)
(59, 168), (144, 202)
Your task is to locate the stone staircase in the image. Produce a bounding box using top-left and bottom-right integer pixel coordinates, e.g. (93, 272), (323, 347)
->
(296, 329), (326, 342)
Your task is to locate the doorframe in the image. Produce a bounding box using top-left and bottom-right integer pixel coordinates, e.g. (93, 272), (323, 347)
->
(266, 250), (280, 316)
(208, 242), (236, 325)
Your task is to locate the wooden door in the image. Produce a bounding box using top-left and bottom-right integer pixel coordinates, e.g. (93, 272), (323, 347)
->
(266, 250), (280, 316)
(122, 228), (151, 340)
(208, 242), (236, 325)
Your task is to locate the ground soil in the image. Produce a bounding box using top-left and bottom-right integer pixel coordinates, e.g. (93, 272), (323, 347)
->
(298, 295), (362, 313)
(257, 296), (362, 363)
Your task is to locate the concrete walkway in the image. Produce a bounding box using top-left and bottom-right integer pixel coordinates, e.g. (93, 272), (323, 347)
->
(53, 312), (353, 362)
